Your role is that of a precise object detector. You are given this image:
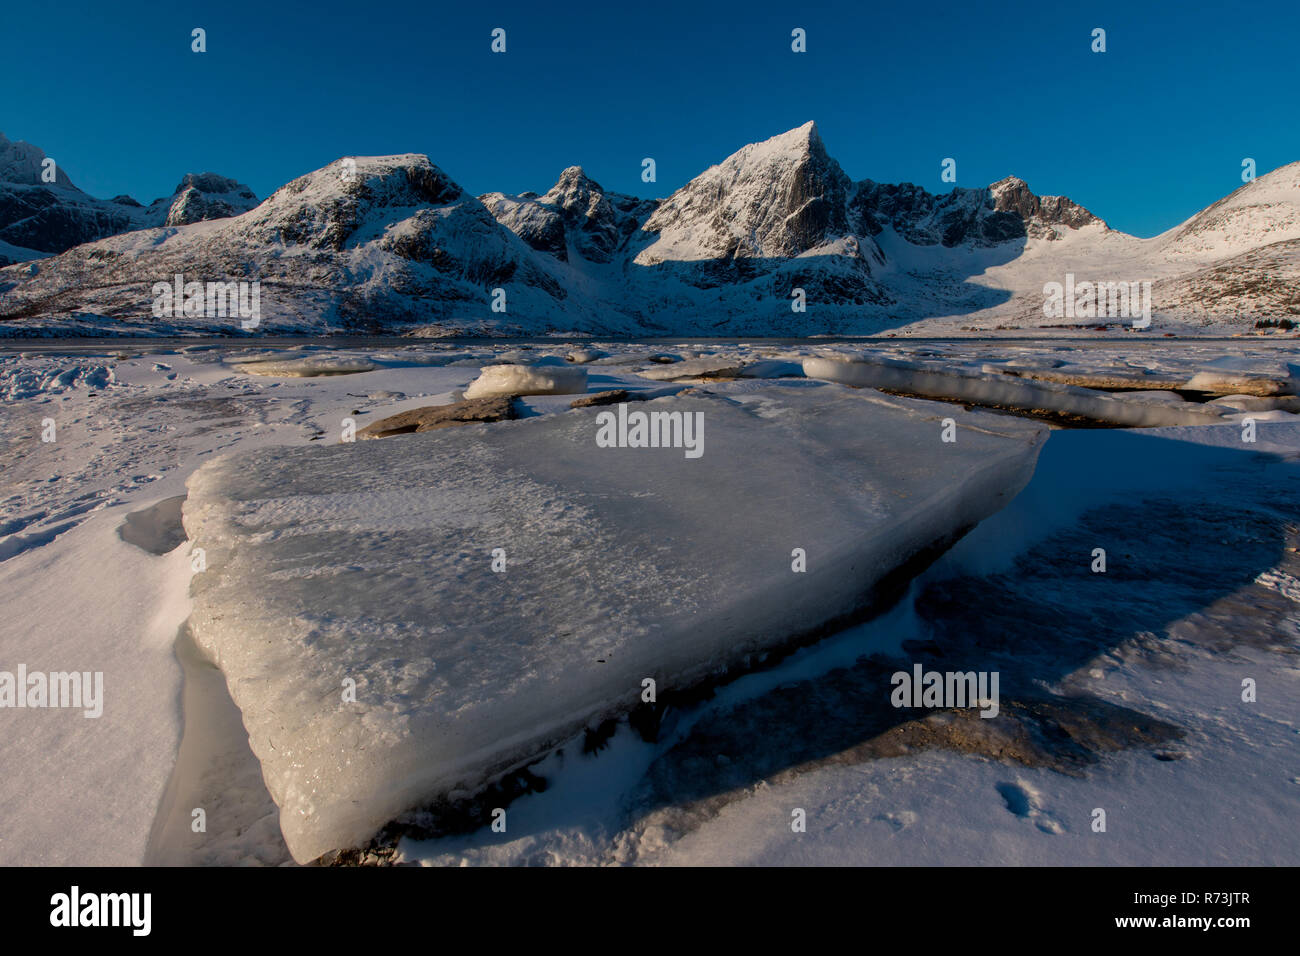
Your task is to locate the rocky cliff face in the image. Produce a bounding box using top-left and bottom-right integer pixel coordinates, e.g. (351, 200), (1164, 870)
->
(850, 175), (1104, 247)
(480, 166), (655, 264)
(154, 173), (261, 227)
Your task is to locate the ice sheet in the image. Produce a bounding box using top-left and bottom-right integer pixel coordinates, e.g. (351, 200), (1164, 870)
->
(182, 383), (1046, 861)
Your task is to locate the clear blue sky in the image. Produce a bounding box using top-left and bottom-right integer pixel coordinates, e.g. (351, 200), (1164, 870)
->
(3, 0), (1296, 237)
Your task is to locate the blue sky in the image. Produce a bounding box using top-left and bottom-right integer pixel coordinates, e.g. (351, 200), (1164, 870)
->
(2, 0), (1296, 237)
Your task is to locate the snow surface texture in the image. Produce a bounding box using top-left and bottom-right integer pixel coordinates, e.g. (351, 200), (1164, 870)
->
(230, 355), (378, 377)
(181, 383), (1046, 862)
(398, 422), (1300, 867)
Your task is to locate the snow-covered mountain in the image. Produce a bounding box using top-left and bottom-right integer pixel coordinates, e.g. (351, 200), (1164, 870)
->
(2, 124), (1297, 336)
(0, 154), (622, 335)
(0, 132), (258, 266)
(480, 166), (655, 265)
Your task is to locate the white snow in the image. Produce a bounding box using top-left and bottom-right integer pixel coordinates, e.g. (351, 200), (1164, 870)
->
(463, 363), (587, 398)
(1, 358), (115, 400)
(0, 508), (193, 865)
(635, 357), (746, 381)
(402, 419), (1300, 867)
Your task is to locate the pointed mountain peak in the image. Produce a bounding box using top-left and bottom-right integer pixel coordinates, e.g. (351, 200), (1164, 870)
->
(547, 165), (605, 200)
(783, 120), (821, 145)
(638, 122), (851, 261)
(555, 165), (593, 185)
(725, 121), (827, 168)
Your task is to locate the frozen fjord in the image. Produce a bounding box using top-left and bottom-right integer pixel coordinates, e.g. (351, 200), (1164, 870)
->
(182, 381), (1047, 863)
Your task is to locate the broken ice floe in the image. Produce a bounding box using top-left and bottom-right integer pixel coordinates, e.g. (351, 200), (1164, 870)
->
(803, 353), (1227, 427)
(182, 383), (1046, 862)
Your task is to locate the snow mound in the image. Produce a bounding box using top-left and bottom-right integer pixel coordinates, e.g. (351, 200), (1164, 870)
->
(463, 364), (587, 398)
(181, 383), (1046, 862)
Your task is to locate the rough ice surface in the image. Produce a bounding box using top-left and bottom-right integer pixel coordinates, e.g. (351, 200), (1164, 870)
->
(1, 359), (115, 400)
(231, 355), (377, 377)
(635, 357), (745, 380)
(182, 382), (1046, 862)
(463, 363), (587, 398)
(803, 354), (1227, 427)
(1183, 357), (1299, 396)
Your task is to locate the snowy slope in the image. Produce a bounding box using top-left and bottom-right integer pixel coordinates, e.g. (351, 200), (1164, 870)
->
(1158, 162), (1300, 263)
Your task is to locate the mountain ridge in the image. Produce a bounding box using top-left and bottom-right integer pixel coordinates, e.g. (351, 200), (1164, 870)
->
(1, 124), (1296, 336)
(0, 132), (259, 264)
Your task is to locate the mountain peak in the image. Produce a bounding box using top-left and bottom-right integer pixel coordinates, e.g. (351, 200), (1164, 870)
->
(0, 131), (77, 189)
(990, 175), (1028, 192)
(547, 165), (605, 202)
(738, 121), (825, 164)
(268, 155), (462, 211)
(637, 121), (850, 262)
(169, 172), (255, 199)
(990, 176), (1104, 235)
(555, 165), (592, 186)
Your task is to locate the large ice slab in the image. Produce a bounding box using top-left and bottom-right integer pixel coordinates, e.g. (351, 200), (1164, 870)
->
(804, 354), (1227, 427)
(182, 382), (1047, 862)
